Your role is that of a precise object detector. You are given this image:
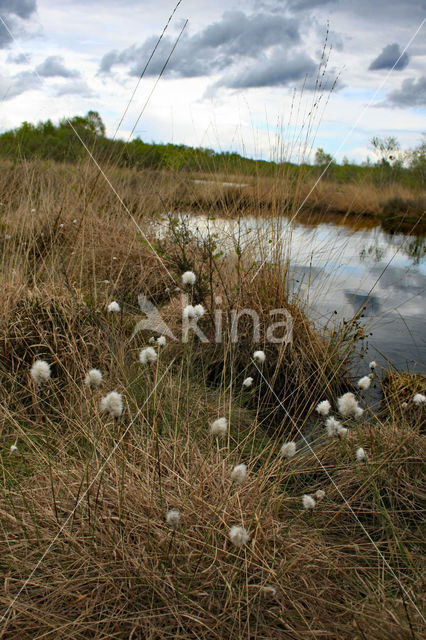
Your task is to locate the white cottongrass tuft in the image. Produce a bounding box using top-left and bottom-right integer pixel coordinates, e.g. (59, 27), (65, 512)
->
(84, 368), (103, 387)
(357, 375), (371, 391)
(30, 359), (51, 385)
(100, 391), (123, 418)
(182, 271), (196, 286)
(10, 444), (18, 453)
(229, 525), (250, 547)
(369, 361), (377, 370)
(253, 350), (266, 364)
(355, 447), (367, 462)
(193, 304), (205, 318)
(401, 401), (408, 409)
(242, 377), (253, 388)
(139, 347), (157, 365)
(337, 392), (362, 418)
(165, 509), (181, 529)
(325, 416), (347, 437)
(302, 494), (316, 510)
(316, 400), (331, 416)
(107, 301), (120, 313)
(231, 463), (247, 484)
(280, 441), (296, 459)
(413, 393), (426, 406)
(157, 336), (166, 347)
(315, 489), (325, 500)
(183, 304), (205, 320)
(148, 336), (156, 344)
(210, 417), (228, 437)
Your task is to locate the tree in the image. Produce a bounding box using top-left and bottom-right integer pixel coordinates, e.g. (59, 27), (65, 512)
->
(314, 147), (334, 166)
(370, 136), (401, 167)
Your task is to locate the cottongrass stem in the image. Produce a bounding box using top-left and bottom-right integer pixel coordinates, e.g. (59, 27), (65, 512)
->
(210, 417), (228, 437)
(302, 495), (316, 510)
(30, 359), (51, 385)
(316, 399), (331, 416)
(139, 347), (157, 365)
(107, 301), (120, 313)
(229, 525), (250, 547)
(166, 509), (181, 529)
(231, 463), (247, 485)
(280, 441), (296, 459)
(182, 271), (196, 286)
(84, 368), (102, 387)
(100, 391), (123, 418)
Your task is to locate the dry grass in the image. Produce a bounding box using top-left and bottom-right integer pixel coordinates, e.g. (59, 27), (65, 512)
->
(0, 160), (425, 638)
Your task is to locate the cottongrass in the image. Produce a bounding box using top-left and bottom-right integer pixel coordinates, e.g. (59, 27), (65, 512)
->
(302, 494), (316, 510)
(369, 360), (377, 370)
(231, 463), (247, 485)
(210, 417), (228, 437)
(107, 301), (120, 313)
(356, 447), (367, 462)
(84, 368), (103, 387)
(413, 393), (426, 406)
(229, 525), (250, 547)
(182, 271), (196, 286)
(280, 441), (297, 459)
(157, 336), (166, 347)
(165, 509), (181, 529)
(10, 444), (18, 453)
(139, 347), (157, 365)
(183, 304), (205, 320)
(30, 359), (51, 385)
(357, 375), (371, 391)
(253, 350), (266, 364)
(315, 489), (325, 500)
(402, 401), (408, 409)
(337, 392), (363, 418)
(325, 416), (347, 437)
(100, 391), (123, 418)
(242, 377), (253, 387)
(316, 399), (331, 416)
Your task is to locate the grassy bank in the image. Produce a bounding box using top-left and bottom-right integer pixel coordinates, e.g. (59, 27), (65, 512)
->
(0, 160), (425, 638)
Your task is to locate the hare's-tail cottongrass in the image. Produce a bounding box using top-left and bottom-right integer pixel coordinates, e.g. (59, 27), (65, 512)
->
(229, 525), (250, 547)
(413, 393), (426, 406)
(100, 391), (123, 418)
(139, 347), (157, 365)
(231, 463), (247, 484)
(253, 350), (266, 364)
(337, 392), (363, 418)
(357, 375), (371, 391)
(356, 447), (367, 462)
(242, 377), (253, 388)
(182, 271), (196, 286)
(316, 399), (331, 416)
(280, 441), (296, 459)
(302, 494), (316, 510)
(84, 368), (102, 387)
(166, 509), (181, 529)
(210, 417), (227, 437)
(30, 359), (51, 385)
(107, 301), (120, 313)
(325, 416), (347, 437)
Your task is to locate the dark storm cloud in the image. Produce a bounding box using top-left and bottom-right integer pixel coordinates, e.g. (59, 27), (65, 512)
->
(386, 76), (426, 107)
(36, 55), (80, 78)
(369, 44), (409, 71)
(99, 10), (301, 79)
(0, 70), (40, 99)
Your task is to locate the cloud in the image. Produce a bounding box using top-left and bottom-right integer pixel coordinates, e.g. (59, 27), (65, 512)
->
(0, 70), (41, 99)
(386, 76), (426, 107)
(1, 0), (36, 20)
(99, 9), (301, 81)
(7, 51), (31, 63)
(36, 55), (80, 78)
(0, 0), (37, 48)
(53, 78), (93, 97)
(369, 43), (409, 71)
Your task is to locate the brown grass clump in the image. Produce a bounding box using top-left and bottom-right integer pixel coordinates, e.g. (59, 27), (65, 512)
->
(0, 160), (424, 638)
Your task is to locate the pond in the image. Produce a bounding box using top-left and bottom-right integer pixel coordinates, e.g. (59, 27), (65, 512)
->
(166, 213), (425, 375)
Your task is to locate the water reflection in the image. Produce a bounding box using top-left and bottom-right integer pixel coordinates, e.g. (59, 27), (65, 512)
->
(162, 213), (425, 373)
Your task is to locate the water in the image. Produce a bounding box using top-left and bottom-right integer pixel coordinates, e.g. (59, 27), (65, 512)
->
(164, 213), (425, 374)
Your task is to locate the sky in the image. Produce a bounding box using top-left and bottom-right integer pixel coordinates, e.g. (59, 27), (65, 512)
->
(0, 0), (425, 163)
